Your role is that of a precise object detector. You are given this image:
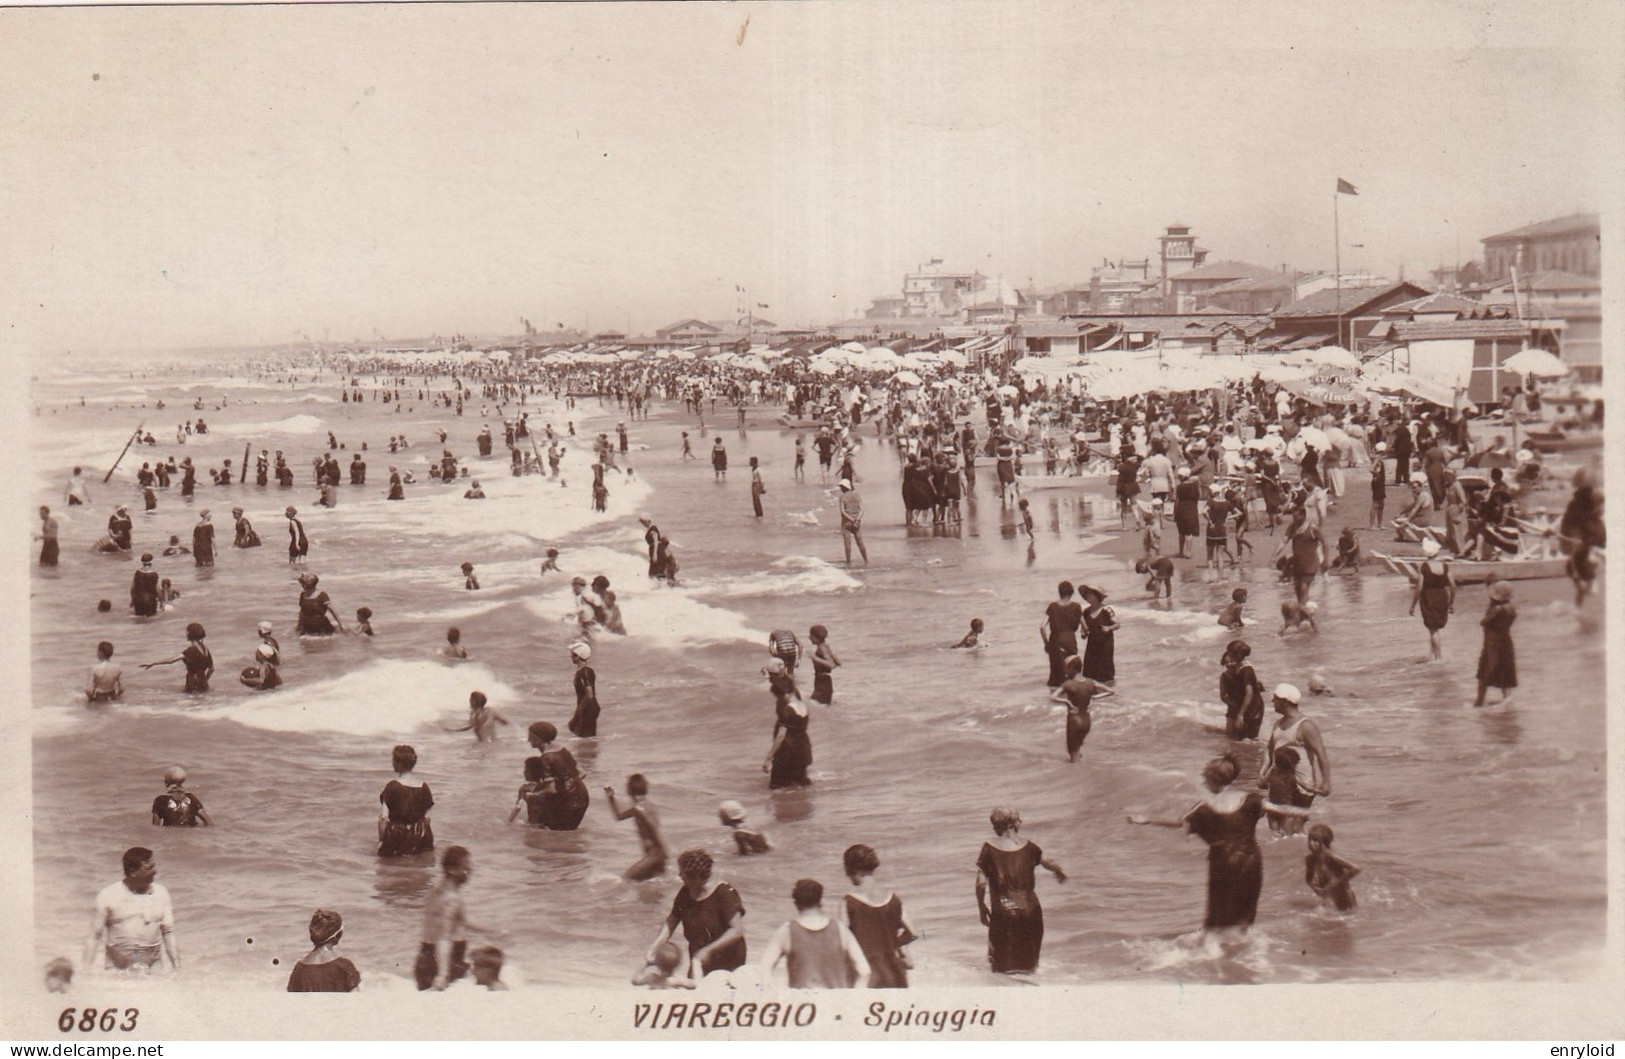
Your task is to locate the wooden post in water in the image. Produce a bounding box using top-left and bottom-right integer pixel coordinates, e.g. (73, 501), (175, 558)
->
(103, 422), (144, 483)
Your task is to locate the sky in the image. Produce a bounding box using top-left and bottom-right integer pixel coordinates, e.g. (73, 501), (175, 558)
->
(3, 0), (1620, 354)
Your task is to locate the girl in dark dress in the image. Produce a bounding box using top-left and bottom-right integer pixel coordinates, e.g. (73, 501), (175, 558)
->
(1407, 538), (1454, 662)
(647, 849), (747, 979)
(566, 642), (600, 737)
(1078, 585), (1118, 684)
(1049, 655), (1115, 762)
(129, 554), (160, 617)
(527, 722), (590, 830)
(763, 692), (811, 789)
(1130, 753), (1308, 933)
(974, 807), (1066, 973)
(1474, 581), (1518, 706)
(287, 909), (361, 993)
(141, 622), (213, 692)
(378, 744), (434, 856)
(842, 844), (917, 988)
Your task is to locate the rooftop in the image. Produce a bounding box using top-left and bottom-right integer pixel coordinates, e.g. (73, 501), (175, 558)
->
(1481, 212), (1599, 243)
(1272, 281), (1428, 318)
(1166, 260), (1278, 283)
(1393, 319), (1533, 341)
(1380, 292), (1486, 317)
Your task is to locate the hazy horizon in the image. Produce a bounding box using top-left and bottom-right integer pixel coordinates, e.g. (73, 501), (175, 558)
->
(5, 1), (1618, 357)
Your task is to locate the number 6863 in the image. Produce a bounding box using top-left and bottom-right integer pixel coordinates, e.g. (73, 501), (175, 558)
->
(58, 1007), (140, 1033)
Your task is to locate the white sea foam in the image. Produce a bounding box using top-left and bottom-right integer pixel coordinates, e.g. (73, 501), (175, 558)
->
(229, 413), (328, 435)
(696, 555), (862, 598)
(188, 659), (522, 736)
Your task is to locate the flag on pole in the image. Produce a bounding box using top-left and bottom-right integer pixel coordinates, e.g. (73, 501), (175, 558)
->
(1336, 178), (1358, 196)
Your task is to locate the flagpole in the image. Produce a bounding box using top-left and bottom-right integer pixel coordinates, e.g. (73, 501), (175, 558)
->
(1333, 186), (1342, 349)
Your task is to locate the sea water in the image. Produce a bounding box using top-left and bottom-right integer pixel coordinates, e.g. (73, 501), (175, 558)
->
(26, 357), (1606, 987)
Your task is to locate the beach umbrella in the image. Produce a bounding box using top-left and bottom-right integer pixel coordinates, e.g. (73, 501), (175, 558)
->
(937, 349), (968, 367)
(996, 384), (1019, 397)
(892, 369), (923, 386)
(1499, 347), (1568, 378)
(1296, 425), (1331, 450)
(810, 359), (842, 375)
(842, 341), (867, 354)
(1302, 345), (1360, 372)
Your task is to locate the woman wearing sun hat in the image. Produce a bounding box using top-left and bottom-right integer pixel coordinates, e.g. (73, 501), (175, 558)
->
(1474, 581), (1517, 707)
(1078, 585), (1118, 684)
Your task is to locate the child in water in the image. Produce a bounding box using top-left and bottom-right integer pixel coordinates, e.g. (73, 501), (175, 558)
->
(440, 626), (467, 659)
(468, 946), (509, 990)
(718, 800), (771, 855)
(355, 607), (374, 636)
(1279, 599), (1319, 636)
(539, 548), (560, 575)
(1305, 824), (1360, 911)
(605, 774), (669, 881)
(1135, 555), (1174, 600)
(631, 940), (694, 989)
(1329, 527), (1361, 570)
(1217, 587), (1247, 629)
(951, 618), (985, 649)
(1263, 746), (1315, 835)
(445, 691), (509, 742)
(461, 562), (480, 591)
(1018, 497), (1034, 539)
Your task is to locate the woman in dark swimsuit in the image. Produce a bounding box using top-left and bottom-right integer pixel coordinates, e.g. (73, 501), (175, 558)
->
(763, 692), (811, 789)
(974, 807), (1066, 973)
(527, 722), (590, 830)
(296, 574), (342, 636)
(286, 506), (309, 561)
(842, 843), (916, 988)
(129, 554), (160, 617)
(192, 510), (215, 567)
(1078, 585), (1118, 684)
(231, 507), (261, 548)
(1218, 639), (1265, 741)
(647, 849), (747, 979)
(141, 622), (213, 692)
(1129, 753), (1308, 933)
(566, 642), (600, 737)
(378, 744), (434, 857)
(287, 909), (361, 993)
(1407, 537), (1454, 661)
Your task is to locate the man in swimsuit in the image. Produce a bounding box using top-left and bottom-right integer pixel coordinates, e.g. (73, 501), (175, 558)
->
(605, 774), (670, 881)
(1259, 683), (1332, 800)
(85, 847), (179, 973)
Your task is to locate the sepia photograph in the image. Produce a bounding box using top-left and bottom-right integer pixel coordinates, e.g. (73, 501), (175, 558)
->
(3, 0), (1621, 1043)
